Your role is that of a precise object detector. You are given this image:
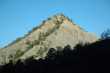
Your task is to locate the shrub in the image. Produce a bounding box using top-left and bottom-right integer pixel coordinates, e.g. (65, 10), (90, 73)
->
(101, 29), (110, 40)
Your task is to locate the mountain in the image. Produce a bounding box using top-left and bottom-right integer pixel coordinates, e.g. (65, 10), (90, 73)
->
(0, 14), (97, 65)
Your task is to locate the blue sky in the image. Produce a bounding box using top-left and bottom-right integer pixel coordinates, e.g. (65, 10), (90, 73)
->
(0, 0), (110, 48)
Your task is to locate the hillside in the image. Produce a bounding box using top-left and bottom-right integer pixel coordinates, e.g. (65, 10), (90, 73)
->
(0, 39), (110, 73)
(0, 14), (97, 65)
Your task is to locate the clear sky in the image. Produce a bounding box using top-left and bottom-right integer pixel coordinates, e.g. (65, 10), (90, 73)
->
(0, 0), (110, 48)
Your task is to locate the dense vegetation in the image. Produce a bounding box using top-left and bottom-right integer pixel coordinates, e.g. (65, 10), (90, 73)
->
(0, 37), (110, 73)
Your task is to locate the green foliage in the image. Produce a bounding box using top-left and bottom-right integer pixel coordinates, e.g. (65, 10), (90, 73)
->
(8, 54), (13, 61)
(7, 50), (24, 64)
(37, 47), (43, 56)
(34, 40), (40, 45)
(42, 20), (46, 24)
(28, 27), (39, 34)
(39, 32), (46, 40)
(14, 50), (24, 59)
(27, 43), (34, 49)
(47, 48), (57, 59)
(74, 43), (84, 49)
(101, 29), (110, 40)
(48, 17), (51, 20)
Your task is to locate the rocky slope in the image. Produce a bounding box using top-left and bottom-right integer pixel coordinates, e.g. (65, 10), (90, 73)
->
(0, 14), (97, 64)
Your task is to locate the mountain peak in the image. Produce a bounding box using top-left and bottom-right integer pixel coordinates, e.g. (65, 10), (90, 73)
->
(0, 14), (97, 65)
(51, 13), (66, 19)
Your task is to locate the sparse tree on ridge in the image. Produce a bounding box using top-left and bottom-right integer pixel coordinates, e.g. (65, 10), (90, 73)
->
(101, 29), (110, 40)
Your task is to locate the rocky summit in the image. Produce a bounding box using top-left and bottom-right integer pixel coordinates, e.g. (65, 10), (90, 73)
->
(0, 14), (97, 65)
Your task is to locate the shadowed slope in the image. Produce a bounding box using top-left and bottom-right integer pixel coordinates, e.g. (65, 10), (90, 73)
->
(0, 39), (110, 73)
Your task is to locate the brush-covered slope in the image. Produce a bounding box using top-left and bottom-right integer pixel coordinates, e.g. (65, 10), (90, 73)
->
(0, 14), (97, 64)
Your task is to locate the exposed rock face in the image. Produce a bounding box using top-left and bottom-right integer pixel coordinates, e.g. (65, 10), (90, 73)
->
(0, 14), (97, 65)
